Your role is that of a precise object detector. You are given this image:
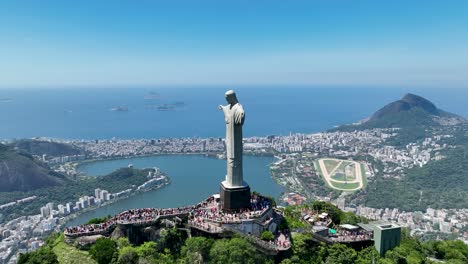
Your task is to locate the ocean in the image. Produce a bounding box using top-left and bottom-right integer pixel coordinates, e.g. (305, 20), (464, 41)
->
(2, 86), (467, 225)
(1, 86), (466, 140)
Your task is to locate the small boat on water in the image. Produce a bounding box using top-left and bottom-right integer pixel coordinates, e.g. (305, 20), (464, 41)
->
(110, 106), (129, 112)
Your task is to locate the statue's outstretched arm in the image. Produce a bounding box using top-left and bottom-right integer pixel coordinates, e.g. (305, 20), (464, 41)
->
(219, 105), (230, 121)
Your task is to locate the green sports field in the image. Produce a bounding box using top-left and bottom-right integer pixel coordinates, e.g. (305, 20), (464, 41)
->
(316, 158), (366, 191)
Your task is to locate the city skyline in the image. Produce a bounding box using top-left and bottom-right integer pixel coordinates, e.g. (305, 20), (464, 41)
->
(1, 1), (468, 88)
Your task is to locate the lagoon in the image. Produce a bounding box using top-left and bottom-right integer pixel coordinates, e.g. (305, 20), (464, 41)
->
(66, 154), (282, 226)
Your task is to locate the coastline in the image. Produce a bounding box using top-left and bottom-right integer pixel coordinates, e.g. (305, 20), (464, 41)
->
(58, 181), (171, 229)
(60, 154), (282, 227)
(73, 151), (275, 175)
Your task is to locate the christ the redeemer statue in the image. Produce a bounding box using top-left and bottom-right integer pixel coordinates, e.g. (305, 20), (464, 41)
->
(219, 90), (246, 187)
(218, 90), (250, 210)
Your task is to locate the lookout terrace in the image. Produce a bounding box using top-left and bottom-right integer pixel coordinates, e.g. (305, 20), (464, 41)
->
(64, 193), (290, 254)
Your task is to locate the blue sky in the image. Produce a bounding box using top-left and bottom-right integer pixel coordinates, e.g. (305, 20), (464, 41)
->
(1, 0), (467, 88)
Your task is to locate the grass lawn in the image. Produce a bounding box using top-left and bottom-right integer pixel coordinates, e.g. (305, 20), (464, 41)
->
(330, 172), (348, 181)
(334, 160), (353, 173)
(330, 181), (360, 191)
(330, 161), (355, 181)
(322, 159), (340, 174)
(52, 234), (96, 264)
(314, 161), (322, 176)
(361, 163), (368, 188)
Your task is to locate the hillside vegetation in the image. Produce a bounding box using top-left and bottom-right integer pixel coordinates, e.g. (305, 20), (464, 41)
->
(19, 203), (468, 264)
(0, 168), (154, 221)
(0, 144), (68, 192)
(334, 93), (466, 145)
(10, 139), (84, 157)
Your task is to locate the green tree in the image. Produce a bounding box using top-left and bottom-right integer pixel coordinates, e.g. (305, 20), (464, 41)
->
(290, 233), (326, 263)
(116, 237), (130, 249)
(153, 249), (176, 264)
(325, 243), (357, 264)
(118, 246), (139, 264)
(260, 231), (275, 241)
(209, 237), (262, 264)
(444, 259), (467, 264)
(135, 241), (158, 259)
(18, 247), (59, 264)
(180, 237), (213, 263)
(89, 238), (117, 264)
(158, 228), (186, 253)
(427, 240), (468, 262)
(312, 201), (342, 224)
(383, 232), (426, 264)
(357, 246), (381, 264)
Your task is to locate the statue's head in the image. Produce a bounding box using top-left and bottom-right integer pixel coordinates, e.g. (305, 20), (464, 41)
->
(225, 90), (238, 105)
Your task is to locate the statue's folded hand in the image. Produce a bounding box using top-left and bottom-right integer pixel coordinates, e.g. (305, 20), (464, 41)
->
(234, 110), (245, 124)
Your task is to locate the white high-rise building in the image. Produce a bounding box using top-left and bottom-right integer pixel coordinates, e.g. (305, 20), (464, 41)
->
(46, 202), (54, 211)
(66, 202), (73, 213)
(31, 241), (40, 251)
(426, 208), (435, 217)
(58, 204), (67, 215)
(440, 222), (451, 233)
(94, 188), (101, 200)
(79, 197), (89, 209)
(336, 198), (345, 210)
(40, 206), (51, 218)
(101, 190), (109, 201)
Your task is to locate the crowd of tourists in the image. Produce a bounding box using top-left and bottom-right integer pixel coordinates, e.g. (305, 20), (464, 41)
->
(330, 228), (373, 242)
(275, 231), (291, 250)
(64, 220), (116, 236)
(190, 193), (272, 224)
(65, 193), (272, 236)
(64, 206), (195, 236)
(158, 206), (195, 216)
(115, 208), (160, 224)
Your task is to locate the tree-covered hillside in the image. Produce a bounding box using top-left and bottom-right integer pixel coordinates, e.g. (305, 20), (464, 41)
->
(19, 203), (468, 264)
(0, 167), (156, 221)
(0, 143), (68, 192)
(10, 139), (84, 157)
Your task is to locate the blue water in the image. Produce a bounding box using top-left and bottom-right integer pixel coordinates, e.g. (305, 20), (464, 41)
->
(1, 86), (466, 140)
(66, 154), (280, 226)
(2, 86), (467, 225)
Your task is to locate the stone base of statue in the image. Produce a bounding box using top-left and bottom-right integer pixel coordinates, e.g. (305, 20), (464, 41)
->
(220, 181), (251, 211)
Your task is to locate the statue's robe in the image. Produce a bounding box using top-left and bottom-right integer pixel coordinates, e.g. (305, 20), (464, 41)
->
(222, 102), (245, 187)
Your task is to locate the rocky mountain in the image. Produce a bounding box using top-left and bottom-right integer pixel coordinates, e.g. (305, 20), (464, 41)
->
(0, 144), (68, 192)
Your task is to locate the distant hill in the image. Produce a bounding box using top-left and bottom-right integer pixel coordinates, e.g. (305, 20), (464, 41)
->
(10, 139), (84, 157)
(365, 93), (465, 127)
(0, 144), (68, 192)
(332, 93), (466, 144)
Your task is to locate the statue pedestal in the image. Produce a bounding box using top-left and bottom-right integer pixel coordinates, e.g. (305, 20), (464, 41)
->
(220, 182), (250, 211)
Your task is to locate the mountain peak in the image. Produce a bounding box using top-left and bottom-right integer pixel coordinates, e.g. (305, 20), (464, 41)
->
(369, 93), (440, 121)
(400, 93), (438, 114)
